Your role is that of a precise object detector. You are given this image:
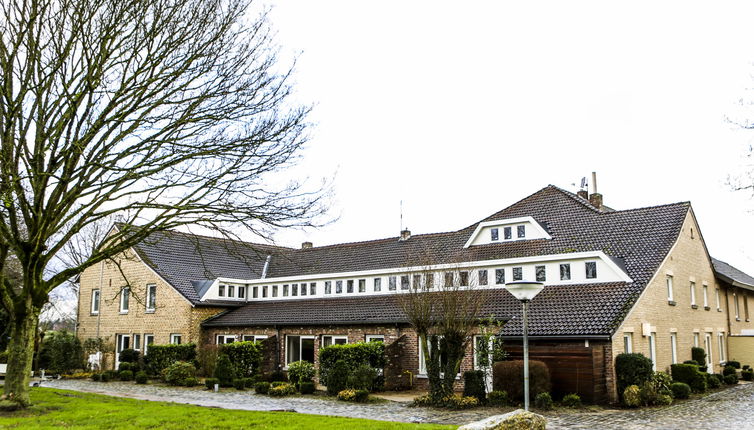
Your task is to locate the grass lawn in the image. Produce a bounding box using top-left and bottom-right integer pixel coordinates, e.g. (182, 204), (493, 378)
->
(0, 387), (456, 429)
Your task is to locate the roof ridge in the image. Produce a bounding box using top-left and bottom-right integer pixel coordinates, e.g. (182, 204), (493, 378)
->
(296, 229), (459, 251)
(547, 185), (604, 213)
(145, 228), (294, 251)
(604, 201), (690, 215)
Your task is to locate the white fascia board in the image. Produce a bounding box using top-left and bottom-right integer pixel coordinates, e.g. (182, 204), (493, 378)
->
(198, 278), (220, 302)
(217, 250), (632, 286)
(463, 216), (552, 248)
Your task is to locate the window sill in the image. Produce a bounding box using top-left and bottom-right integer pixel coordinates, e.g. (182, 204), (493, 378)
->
(691, 304), (699, 309)
(717, 308), (723, 312)
(736, 318), (741, 322)
(668, 300), (676, 306)
(416, 373), (461, 380)
(90, 312), (99, 316)
(119, 311), (129, 315)
(145, 310), (155, 314)
(704, 306), (711, 311)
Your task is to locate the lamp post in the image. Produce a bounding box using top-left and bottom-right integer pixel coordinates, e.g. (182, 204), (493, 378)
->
(504, 280), (544, 411)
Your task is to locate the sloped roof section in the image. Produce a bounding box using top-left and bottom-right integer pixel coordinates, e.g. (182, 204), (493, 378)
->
(712, 258), (754, 290)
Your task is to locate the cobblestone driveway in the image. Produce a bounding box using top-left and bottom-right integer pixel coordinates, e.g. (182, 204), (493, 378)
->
(41, 379), (754, 428)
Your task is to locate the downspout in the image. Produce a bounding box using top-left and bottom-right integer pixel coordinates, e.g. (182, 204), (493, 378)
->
(96, 261), (104, 339)
(275, 325), (281, 370)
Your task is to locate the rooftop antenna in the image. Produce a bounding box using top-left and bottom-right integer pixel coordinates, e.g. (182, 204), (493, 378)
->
(400, 200), (403, 232)
(580, 177), (588, 191)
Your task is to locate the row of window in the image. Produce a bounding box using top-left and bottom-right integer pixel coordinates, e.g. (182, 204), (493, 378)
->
(91, 285), (157, 315)
(665, 276), (750, 320)
(490, 225), (526, 241)
(245, 262), (600, 300)
(114, 332), (182, 357)
(622, 330), (726, 371)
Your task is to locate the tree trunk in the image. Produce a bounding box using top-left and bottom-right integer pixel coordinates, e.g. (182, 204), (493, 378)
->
(4, 305), (39, 407)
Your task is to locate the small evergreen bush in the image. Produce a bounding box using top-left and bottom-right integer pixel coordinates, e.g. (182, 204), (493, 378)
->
(670, 364), (707, 393)
(300, 381), (315, 394)
(287, 360), (316, 386)
(162, 361), (196, 386)
(724, 374), (738, 385)
(671, 382), (691, 399)
(326, 360), (350, 396)
(118, 362), (132, 372)
(742, 369), (753, 381)
(205, 377), (219, 390)
(534, 392), (553, 410)
(91, 373), (102, 382)
(135, 371), (148, 384)
(119, 370), (133, 381)
(348, 364), (377, 392)
(233, 378), (246, 390)
(118, 348), (140, 365)
(254, 381), (271, 394)
(213, 354), (235, 387)
(438, 394), (478, 409)
(723, 366), (736, 377)
(462, 370), (486, 404)
(144, 343), (196, 376)
(183, 377), (199, 387)
(269, 383), (297, 396)
(318, 341), (385, 385)
(271, 381), (287, 388)
(219, 341), (263, 378)
(623, 385), (641, 407)
(487, 390), (509, 406)
(656, 394), (673, 406)
(243, 377), (256, 388)
(691, 347), (707, 372)
(337, 389), (369, 402)
(561, 393), (582, 408)
(615, 353), (653, 400)
(707, 374), (721, 389)
(725, 361), (741, 369)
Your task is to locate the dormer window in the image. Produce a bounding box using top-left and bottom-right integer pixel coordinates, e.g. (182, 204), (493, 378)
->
(263, 285), (268, 298)
(218, 284), (225, 297)
(253, 286), (259, 298)
(283, 284), (289, 296)
(495, 269), (505, 285)
(560, 264), (571, 281)
(239, 286), (246, 299)
(585, 262), (597, 279)
(464, 217), (551, 248)
(517, 225), (525, 238)
(491, 228), (499, 241)
(512, 267), (523, 281)
(228, 285), (235, 298)
(504, 227), (512, 240)
(535, 265), (546, 282)
(271, 286), (277, 297)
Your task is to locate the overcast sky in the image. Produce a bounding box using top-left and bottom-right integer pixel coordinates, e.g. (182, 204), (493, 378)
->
(262, 1), (754, 275)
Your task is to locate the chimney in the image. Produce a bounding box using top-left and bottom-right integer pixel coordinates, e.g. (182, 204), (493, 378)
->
(577, 190), (588, 200)
(301, 241), (313, 249)
(399, 229), (411, 241)
(588, 171), (603, 210)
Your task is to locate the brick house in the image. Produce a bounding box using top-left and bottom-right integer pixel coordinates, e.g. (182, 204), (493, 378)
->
(76, 185), (754, 402)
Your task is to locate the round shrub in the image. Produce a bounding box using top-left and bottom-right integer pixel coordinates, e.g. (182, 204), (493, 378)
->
(300, 381), (315, 394)
(254, 381), (271, 394)
(670, 364), (707, 393)
(325, 360), (350, 396)
(162, 361), (196, 386)
(656, 394), (673, 406)
(487, 390), (509, 406)
(725, 361), (741, 369)
(287, 360), (316, 386)
(723, 366), (736, 377)
(534, 392), (552, 410)
(205, 377), (219, 390)
(91, 373), (102, 382)
(742, 370), (753, 381)
(707, 374), (721, 389)
(623, 385), (641, 408)
(724, 374), (738, 385)
(744, 365), (751, 370)
(243, 377), (256, 389)
(561, 393), (582, 408)
(233, 378), (246, 390)
(119, 348), (140, 364)
(100, 371), (112, 382)
(615, 353), (653, 399)
(135, 371), (148, 384)
(118, 362), (132, 372)
(183, 377), (199, 387)
(691, 347), (706, 368)
(269, 383), (297, 396)
(493, 360), (551, 402)
(213, 354), (235, 387)
(348, 364), (378, 392)
(671, 382), (691, 399)
(119, 370), (133, 381)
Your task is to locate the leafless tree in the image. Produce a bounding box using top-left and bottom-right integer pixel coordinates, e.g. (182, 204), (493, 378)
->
(0, 0), (326, 407)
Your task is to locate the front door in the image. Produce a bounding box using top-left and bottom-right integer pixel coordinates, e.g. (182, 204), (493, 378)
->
(704, 333), (713, 373)
(116, 334), (131, 370)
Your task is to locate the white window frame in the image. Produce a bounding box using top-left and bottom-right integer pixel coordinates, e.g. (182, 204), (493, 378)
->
(704, 333), (713, 371)
(666, 275), (674, 302)
(146, 284), (156, 312)
(717, 332), (726, 364)
(285, 335), (315, 367)
(365, 334), (385, 343)
(133, 334), (142, 352)
(689, 282), (696, 306)
(322, 335), (348, 347)
(623, 333), (633, 353)
(91, 289), (100, 315)
(703, 284), (709, 308)
(648, 332), (657, 371)
(242, 334), (268, 342)
(170, 333), (182, 344)
(144, 334), (154, 355)
(119, 287), (130, 313)
(715, 288), (721, 310)
(216, 334), (237, 344)
(693, 332), (700, 348)
(734, 292), (740, 319)
(418, 335), (459, 377)
(670, 333), (677, 364)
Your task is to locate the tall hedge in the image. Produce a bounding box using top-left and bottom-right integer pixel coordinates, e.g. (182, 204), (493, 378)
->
(318, 342), (385, 383)
(37, 330), (85, 374)
(144, 343), (197, 375)
(219, 341), (263, 378)
(615, 353), (653, 398)
(492, 360), (551, 402)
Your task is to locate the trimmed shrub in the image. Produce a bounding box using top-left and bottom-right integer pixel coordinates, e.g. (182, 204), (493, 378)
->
(119, 370), (134, 381)
(463, 370), (486, 404)
(493, 360), (551, 402)
(707, 374), (721, 389)
(413, 394), (479, 409)
(487, 390), (509, 407)
(162, 361), (196, 386)
(615, 353), (653, 399)
(233, 378), (246, 390)
(742, 369), (753, 381)
(269, 370), (288, 382)
(691, 347), (707, 372)
(287, 360), (316, 386)
(269, 383), (297, 396)
(534, 392), (552, 410)
(118, 362), (132, 372)
(725, 361), (741, 369)
(319, 342), (385, 384)
(219, 341), (263, 378)
(205, 378), (219, 390)
(271, 381), (287, 387)
(243, 377), (256, 388)
(254, 381), (271, 394)
(683, 360), (699, 365)
(337, 389), (369, 403)
(183, 377), (199, 387)
(118, 348), (140, 364)
(300, 381), (315, 394)
(623, 385), (641, 407)
(671, 382), (691, 399)
(348, 364), (377, 392)
(656, 394), (673, 406)
(37, 330), (85, 375)
(562, 393), (582, 408)
(744, 365), (751, 370)
(670, 364), (707, 393)
(102, 370), (117, 382)
(325, 359), (350, 396)
(144, 343), (197, 376)
(724, 374), (738, 385)
(723, 366), (737, 377)
(213, 354), (235, 387)
(91, 373), (102, 382)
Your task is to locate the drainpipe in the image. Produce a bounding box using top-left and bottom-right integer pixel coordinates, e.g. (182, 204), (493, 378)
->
(275, 325), (281, 370)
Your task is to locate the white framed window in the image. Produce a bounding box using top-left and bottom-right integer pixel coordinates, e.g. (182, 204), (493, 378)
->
(490, 228), (499, 241)
(666, 275), (674, 302)
(119, 287), (130, 313)
(418, 336), (454, 376)
(717, 332), (726, 363)
(693, 332), (700, 348)
(218, 284), (225, 297)
(495, 269), (505, 285)
(703, 284), (709, 308)
(746, 294), (750, 321)
(517, 225), (526, 238)
(623, 333), (633, 353)
(690, 282), (696, 307)
(715, 288), (721, 310)
(228, 285), (235, 298)
(373, 278), (381, 292)
(170, 333), (182, 344)
(735, 292), (740, 319)
(478, 270), (488, 286)
(242, 334), (268, 342)
(310, 282), (317, 295)
(216, 334), (236, 344)
(585, 261), (597, 279)
(146, 284), (156, 312)
(559, 264), (570, 281)
(239, 285), (246, 299)
(670, 333), (677, 364)
(91, 289), (100, 314)
(286, 335), (315, 366)
(116, 334), (131, 355)
(144, 334), (154, 354)
(704, 333), (712, 370)
(365, 334), (384, 343)
(133, 334), (142, 352)
(648, 332), (657, 371)
(473, 335), (493, 370)
(359, 279), (366, 293)
(535, 265), (546, 282)
(322, 335), (348, 347)
(512, 267), (523, 281)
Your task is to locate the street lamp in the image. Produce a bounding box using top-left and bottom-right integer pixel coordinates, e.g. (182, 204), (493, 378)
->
(504, 280), (544, 411)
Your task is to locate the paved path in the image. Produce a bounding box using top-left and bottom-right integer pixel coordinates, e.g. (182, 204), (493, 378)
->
(40, 379), (754, 428)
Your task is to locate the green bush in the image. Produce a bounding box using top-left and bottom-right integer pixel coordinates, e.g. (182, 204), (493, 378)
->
(725, 361), (741, 369)
(463, 370), (486, 404)
(233, 378), (246, 390)
(615, 353), (653, 400)
(101, 370), (117, 382)
(269, 370), (288, 382)
(683, 360), (698, 365)
(640, 372), (673, 405)
(37, 330), (85, 375)
(707, 373), (721, 389)
(269, 383), (297, 396)
(243, 377), (256, 388)
(183, 377), (199, 387)
(219, 341), (263, 378)
(91, 373), (102, 382)
(493, 360), (551, 402)
(213, 354), (235, 387)
(144, 343), (197, 376)
(671, 382), (691, 399)
(134, 371), (148, 384)
(204, 377), (219, 390)
(723, 366), (736, 376)
(287, 360), (316, 386)
(670, 364), (707, 393)
(724, 374), (738, 385)
(561, 393), (582, 408)
(325, 360), (350, 396)
(319, 342), (385, 384)
(300, 381), (315, 394)
(254, 381), (271, 394)
(348, 364), (377, 392)
(623, 385), (641, 407)
(337, 389), (369, 402)
(691, 347), (707, 372)
(162, 361), (196, 386)
(0, 350), (7, 364)
(487, 390), (509, 406)
(534, 392), (552, 410)
(413, 394), (479, 409)
(119, 370), (134, 381)
(118, 348), (140, 364)
(744, 365), (751, 370)
(656, 394), (673, 406)
(742, 369), (753, 381)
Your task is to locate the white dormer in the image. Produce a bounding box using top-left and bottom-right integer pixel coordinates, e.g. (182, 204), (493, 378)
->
(464, 216), (551, 248)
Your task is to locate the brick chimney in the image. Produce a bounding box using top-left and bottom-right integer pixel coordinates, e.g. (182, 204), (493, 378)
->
(577, 190), (588, 200)
(399, 229), (411, 241)
(588, 171), (603, 210)
(301, 241), (313, 249)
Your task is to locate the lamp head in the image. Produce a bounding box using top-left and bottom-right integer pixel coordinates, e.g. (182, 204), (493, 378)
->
(504, 280), (544, 302)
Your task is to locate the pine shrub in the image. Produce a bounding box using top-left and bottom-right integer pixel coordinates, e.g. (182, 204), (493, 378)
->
(213, 354), (235, 387)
